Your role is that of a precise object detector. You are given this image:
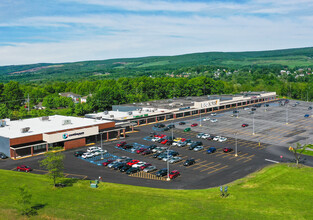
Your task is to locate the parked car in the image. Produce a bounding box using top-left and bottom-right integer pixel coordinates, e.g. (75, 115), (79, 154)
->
(244, 107), (249, 110)
(143, 166), (157, 173)
(120, 165), (132, 172)
(162, 155), (173, 162)
(168, 157), (182, 164)
(186, 139), (193, 145)
(139, 163), (152, 170)
(161, 139), (168, 144)
(130, 146), (141, 153)
(108, 161), (120, 168)
(184, 127), (191, 132)
(202, 134), (210, 139)
(123, 144), (133, 149)
(163, 127), (170, 131)
(116, 156), (131, 162)
(191, 123), (198, 127)
(179, 121), (186, 125)
(183, 159), (196, 166)
(207, 136), (214, 141)
(93, 149), (107, 156)
(211, 113), (217, 116)
(16, 165), (32, 172)
(169, 170), (180, 179)
(136, 148), (146, 154)
(189, 141), (202, 150)
(126, 167), (140, 174)
(0, 152), (8, 159)
(116, 141), (127, 148)
(223, 147), (233, 153)
(197, 133), (204, 138)
(304, 114), (310, 118)
(218, 137), (227, 142)
(193, 146), (204, 151)
(308, 106), (312, 110)
(156, 168), (168, 177)
(126, 160), (140, 166)
(203, 117), (210, 121)
(81, 152), (94, 159)
(242, 123), (249, 127)
(157, 138), (166, 143)
(141, 149), (152, 155)
(166, 140), (174, 145)
(152, 137), (161, 142)
(213, 136), (221, 141)
(153, 153), (161, 158)
(87, 146), (101, 152)
(113, 162), (126, 170)
(132, 162), (146, 168)
(177, 141), (187, 147)
(73, 151), (85, 157)
(102, 159), (115, 166)
(207, 147), (216, 154)
(210, 119), (218, 123)
(148, 145), (157, 150)
(167, 124), (175, 129)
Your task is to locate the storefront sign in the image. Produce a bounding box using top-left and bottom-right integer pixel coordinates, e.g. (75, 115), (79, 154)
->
(199, 100), (219, 108)
(43, 126), (98, 143)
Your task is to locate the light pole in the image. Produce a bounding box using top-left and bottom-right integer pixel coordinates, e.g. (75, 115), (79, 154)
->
(286, 103), (289, 125)
(100, 132), (104, 160)
(252, 112), (255, 135)
(235, 132), (238, 157)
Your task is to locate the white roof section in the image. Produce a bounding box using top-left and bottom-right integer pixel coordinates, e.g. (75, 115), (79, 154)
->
(0, 115), (112, 139)
(87, 107), (173, 121)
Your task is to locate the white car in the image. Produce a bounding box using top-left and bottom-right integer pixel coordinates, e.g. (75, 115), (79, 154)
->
(177, 141), (187, 147)
(169, 157), (182, 164)
(211, 113), (217, 116)
(244, 107), (249, 110)
(210, 119), (218, 123)
(152, 137), (161, 142)
(93, 149), (107, 155)
(197, 133), (204, 138)
(162, 155), (173, 162)
(87, 146), (101, 152)
(213, 136), (221, 141)
(132, 162), (146, 168)
(203, 117), (210, 121)
(172, 141), (179, 146)
(202, 134), (210, 139)
(218, 137), (227, 142)
(81, 152), (94, 159)
(108, 161), (120, 168)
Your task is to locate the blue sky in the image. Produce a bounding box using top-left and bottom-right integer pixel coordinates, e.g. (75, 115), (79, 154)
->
(0, 0), (312, 65)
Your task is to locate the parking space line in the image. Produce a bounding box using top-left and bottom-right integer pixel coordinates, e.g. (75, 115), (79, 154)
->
(200, 163), (221, 172)
(236, 154), (255, 161)
(193, 161), (212, 170)
(207, 165), (228, 175)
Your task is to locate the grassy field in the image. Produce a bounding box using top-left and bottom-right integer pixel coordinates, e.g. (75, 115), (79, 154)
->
(1, 164), (313, 220)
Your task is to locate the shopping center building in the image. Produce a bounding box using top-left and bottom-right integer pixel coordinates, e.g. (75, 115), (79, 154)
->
(0, 115), (124, 159)
(86, 91), (278, 126)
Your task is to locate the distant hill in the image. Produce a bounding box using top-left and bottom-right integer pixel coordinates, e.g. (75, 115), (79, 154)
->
(1, 47), (313, 83)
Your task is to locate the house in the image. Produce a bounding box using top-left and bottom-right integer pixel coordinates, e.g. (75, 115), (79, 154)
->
(81, 94), (92, 103)
(59, 92), (81, 103)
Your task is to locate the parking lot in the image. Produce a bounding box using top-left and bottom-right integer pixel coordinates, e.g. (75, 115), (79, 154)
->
(2, 99), (313, 189)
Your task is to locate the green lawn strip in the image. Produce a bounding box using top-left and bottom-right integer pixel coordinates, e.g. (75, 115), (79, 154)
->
(0, 164), (313, 219)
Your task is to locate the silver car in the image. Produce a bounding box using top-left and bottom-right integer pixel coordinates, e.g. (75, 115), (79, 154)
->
(107, 161), (120, 168)
(143, 166), (157, 173)
(169, 157), (182, 164)
(193, 146), (204, 151)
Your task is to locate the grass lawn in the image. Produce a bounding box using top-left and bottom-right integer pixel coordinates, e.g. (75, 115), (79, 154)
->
(1, 164), (313, 220)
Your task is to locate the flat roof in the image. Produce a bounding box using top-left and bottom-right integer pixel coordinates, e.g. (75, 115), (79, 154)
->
(0, 115), (113, 139)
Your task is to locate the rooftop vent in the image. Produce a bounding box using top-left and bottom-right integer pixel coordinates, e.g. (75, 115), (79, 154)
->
(104, 111), (108, 115)
(41, 116), (49, 121)
(21, 127), (30, 133)
(0, 120), (6, 127)
(109, 115), (114, 118)
(62, 120), (72, 125)
(128, 112), (133, 115)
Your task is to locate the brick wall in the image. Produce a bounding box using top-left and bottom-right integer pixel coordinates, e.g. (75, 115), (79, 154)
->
(64, 138), (86, 150)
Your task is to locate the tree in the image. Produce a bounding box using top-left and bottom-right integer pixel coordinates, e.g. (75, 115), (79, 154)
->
(289, 143), (306, 167)
(39, 148), (65, 186)
(0, 103), (10, 119)
(2, 81), (24, 110)
(17, 185), (37, 216)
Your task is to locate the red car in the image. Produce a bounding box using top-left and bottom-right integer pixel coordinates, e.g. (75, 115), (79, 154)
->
(140, 163), (152, 170)
(191, 123), (198, 127)
(169, 170), (180, 179)
(117, 141), (127, 147)
(136, 148), (146, 154)
(161, 139), (168, 144)
(181, 138), (186, 142)
(127, 160), (140, 166)
(102, 159), (115, 166)
(242, 123), (249, 127)
(223, 147), (233, 153)
(17, 165), (32, 172)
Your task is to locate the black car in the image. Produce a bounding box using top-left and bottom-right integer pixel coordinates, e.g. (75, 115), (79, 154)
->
(123, 144), (133, 149)
(179, 121), (186, 125)
(163, 127), (170, 131)
(251, 107), (256, 111)
(167, 136), (175, 141)
(309, 106), (312, 110)
(156, 168), (168, 177)
(153, 153), (161, 158)
(189, 141), (203, 150)
(167, 124), (175, 129)
(120, 165), (132, 172)
(74, 151), (85, 157)
(0, 152), (8, 159)
(148, 145), (157, 150)
(184, 159), (196, 166)
(113, 162), (126, 170)
(167, 140), (174, 145)
(126, 167), (140, 174)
